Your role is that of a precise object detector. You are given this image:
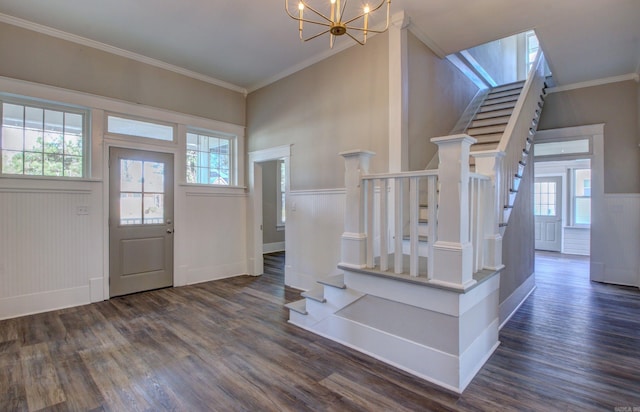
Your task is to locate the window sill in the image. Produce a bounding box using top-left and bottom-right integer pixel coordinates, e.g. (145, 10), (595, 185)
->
(0, 176), (100, 193)
(179, 183), (247, 197)
(564, 225), (591, 230)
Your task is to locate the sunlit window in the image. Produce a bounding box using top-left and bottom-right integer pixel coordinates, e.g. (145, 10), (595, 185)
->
(186, 130), (235, 185)
(1, 100), (87, 177)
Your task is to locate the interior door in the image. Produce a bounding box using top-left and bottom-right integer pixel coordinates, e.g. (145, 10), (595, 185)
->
(109, 147), (174, 297)
(534, 176), (562, 252)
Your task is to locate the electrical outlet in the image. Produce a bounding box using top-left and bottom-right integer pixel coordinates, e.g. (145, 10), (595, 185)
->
(76, 206), (89, 215)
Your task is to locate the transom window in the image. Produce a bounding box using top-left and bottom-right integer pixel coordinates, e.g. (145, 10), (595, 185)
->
(1, 100), (87, 177)
(186, 131), (234, 185)
(107, 115), (174, 142)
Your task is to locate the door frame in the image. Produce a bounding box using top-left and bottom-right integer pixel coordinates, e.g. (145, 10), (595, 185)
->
(247, 145), (291, 277)
(534, 124), (604, 282)
(533, 175), (563, 252)
(102, 137), (181, 300)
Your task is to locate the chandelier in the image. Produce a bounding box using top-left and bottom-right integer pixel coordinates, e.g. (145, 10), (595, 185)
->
(285, 0), (391, 48)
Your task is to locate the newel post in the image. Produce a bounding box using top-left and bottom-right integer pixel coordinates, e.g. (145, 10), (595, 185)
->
(472, 151), (506, 271)
(339, 150), (375, 269)
(431, 135), (476, 290)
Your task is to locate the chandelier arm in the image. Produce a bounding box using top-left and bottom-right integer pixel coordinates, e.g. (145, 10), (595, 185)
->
(345, 25), (389, 34)
(344, 31), (366, 46)
(302, 28), (332, 42)
(342, 0), (390, 25)
(340, 0), (349, 21)
(284, 0), (332, 24)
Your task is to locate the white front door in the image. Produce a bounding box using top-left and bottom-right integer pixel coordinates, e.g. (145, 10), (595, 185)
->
(109, 147), (174, 297)
(534, 176), (562, 252)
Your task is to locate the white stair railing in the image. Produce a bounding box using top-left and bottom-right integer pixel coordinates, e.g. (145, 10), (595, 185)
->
(341, 135), (495, 290)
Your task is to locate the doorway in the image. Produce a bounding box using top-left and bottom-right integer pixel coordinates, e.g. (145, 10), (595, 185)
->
(534, 176), (562, 252)
(109, 147), (174, 297)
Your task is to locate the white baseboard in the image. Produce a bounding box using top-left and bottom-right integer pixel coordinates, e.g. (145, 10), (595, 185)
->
(90, 277), (104, 302)
(263, 241), (285, 253)
(0, 286), (91, 320)
(186, 261), (247, 285)
(499, 272), (536, 329)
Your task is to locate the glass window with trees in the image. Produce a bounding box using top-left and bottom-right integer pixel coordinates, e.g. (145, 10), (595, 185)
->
(1, 100), (87, 177)
(573, 169), (591, 225)
(186, 130), (234, 185)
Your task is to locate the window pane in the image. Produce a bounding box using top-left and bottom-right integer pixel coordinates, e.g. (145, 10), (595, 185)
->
(65, 113), (83, 135)
(44, 110), (64, 133)
(143, 194), (164, 224)
(24, 152), (43, 175)
(574, 169), (591, 197)
(107, 115), (174, 141)
(120, 193), (142, 225)
(575, 198), (591, 225)
(2, 126), (24, 150)
(2, 150), (23, 174)
(24, 129), (43, 152)
(44, 131), (64, 154)
(64, 133), (83, 156)
(144, 161), (165, 193)
(3, 103), (23, 127)
(121, 160), (143, 192)
(64, 156), (83, 177)
(25, 107), (43, 130)
(44, 153), (64, 176)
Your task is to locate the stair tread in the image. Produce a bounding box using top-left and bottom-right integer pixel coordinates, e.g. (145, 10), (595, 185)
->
(491, 80), (526, 93)
(482, 95), (519, 106)
(470, 142), (500, 152)
(467, 124), (507, 135)
(472, 132), (503, 144)
(317, 274), (346, 289)
(474, 107), (514, 120)
(487, 88), (522, 99)
(469, 115), (511, 128)
(285, 299), (308, 315)
(478, 101), (517, 112)
(301, 286), (326, 303)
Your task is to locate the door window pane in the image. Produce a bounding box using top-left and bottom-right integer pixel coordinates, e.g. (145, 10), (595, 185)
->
(120, 160), (143, 192)
(534, 180), (557, 217)
(143, 194), (164, 223)
(144, 161), (165, 193)
(121, 193), (143, 225)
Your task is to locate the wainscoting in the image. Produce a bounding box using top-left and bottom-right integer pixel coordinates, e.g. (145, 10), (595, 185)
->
(285, 189), (345, 290)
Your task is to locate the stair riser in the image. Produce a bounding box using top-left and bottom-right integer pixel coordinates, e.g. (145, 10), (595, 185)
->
(491, 81), (526, 93)
(469, 115), (511, 129)
(478, 101), (517, 112)
(486, 88), (522, 100)
(473, 108), (514, 121)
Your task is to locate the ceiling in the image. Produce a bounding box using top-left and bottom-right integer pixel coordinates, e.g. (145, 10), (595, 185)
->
(0, 0), (638, 92)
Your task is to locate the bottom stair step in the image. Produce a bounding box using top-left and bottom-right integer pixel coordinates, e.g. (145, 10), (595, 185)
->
(302, 286), (326, 303)
(318, 274), (346, 289)
(285, 299), (307, 315)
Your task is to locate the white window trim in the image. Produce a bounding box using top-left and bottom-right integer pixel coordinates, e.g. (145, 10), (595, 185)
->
(185, 128), (239, 187)
(276, 159), (285, 230)
(1, 93), (91, 179)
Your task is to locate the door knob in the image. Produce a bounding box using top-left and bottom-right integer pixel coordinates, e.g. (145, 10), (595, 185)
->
(167, 229), (173, 234)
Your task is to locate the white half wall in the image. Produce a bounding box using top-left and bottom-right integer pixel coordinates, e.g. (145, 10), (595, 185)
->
(285, 189), (345, 290)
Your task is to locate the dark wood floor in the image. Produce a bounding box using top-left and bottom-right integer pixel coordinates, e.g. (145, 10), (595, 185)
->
(1, 251), (639, 411)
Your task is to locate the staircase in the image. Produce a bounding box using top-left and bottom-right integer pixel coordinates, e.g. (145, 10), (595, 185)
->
(285, 51), (549, 393)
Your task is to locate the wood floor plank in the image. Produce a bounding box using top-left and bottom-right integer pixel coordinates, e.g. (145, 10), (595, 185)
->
(1, 251), (639, 410)
(20, 343), (66, 411)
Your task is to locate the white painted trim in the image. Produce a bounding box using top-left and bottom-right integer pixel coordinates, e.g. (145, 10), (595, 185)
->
(247, 145), (292, 276)
(185, 261), (247, 286)
(0, 76), (245, 136)
(499, 273), (536, 329)
(263, 242), (285, 253)
(547, 73), (639, 94)
(90, 277), (104, 303)
(0, 286), (90, 320)
(289, 188), (346, 196)
(0, 13), (246, 94)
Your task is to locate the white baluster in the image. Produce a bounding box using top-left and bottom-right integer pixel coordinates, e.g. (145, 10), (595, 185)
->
(394, 178), (404, 274)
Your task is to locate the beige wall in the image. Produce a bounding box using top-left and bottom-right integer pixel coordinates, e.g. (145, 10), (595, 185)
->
(407, 32), (478, 170)
(247, 34), (389, 190)
(0, 22), (245, 126)
(500, 158), (535, 304)
(539, 80), (640, 193)
(262, 160), (285, 245)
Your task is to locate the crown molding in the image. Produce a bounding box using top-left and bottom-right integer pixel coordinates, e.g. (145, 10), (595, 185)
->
(547, 73), (639, 94)
(0, 13), (247, 95)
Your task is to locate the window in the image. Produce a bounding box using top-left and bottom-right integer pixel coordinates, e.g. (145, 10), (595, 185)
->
(119, 159), (165, 225)
(534, 180), (557, 217)
(572, 169), (591, 225)
(1, 100), (87, 177)
(277, 160), (286, 228)
(526, 31), (539, 73)
(107, 115), (174, 142)
(186, 131), (234, 185)
(534, 139), (590, 158)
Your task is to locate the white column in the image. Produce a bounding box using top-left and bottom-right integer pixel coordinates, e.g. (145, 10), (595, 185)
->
(472, 151), (506, 271)
(388, 11), (410, 173)
(430, 134), (476, 290)
(339, 150), (375, 269)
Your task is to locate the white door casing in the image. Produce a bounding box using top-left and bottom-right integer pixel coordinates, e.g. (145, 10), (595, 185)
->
(534, 176), (562, 252)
